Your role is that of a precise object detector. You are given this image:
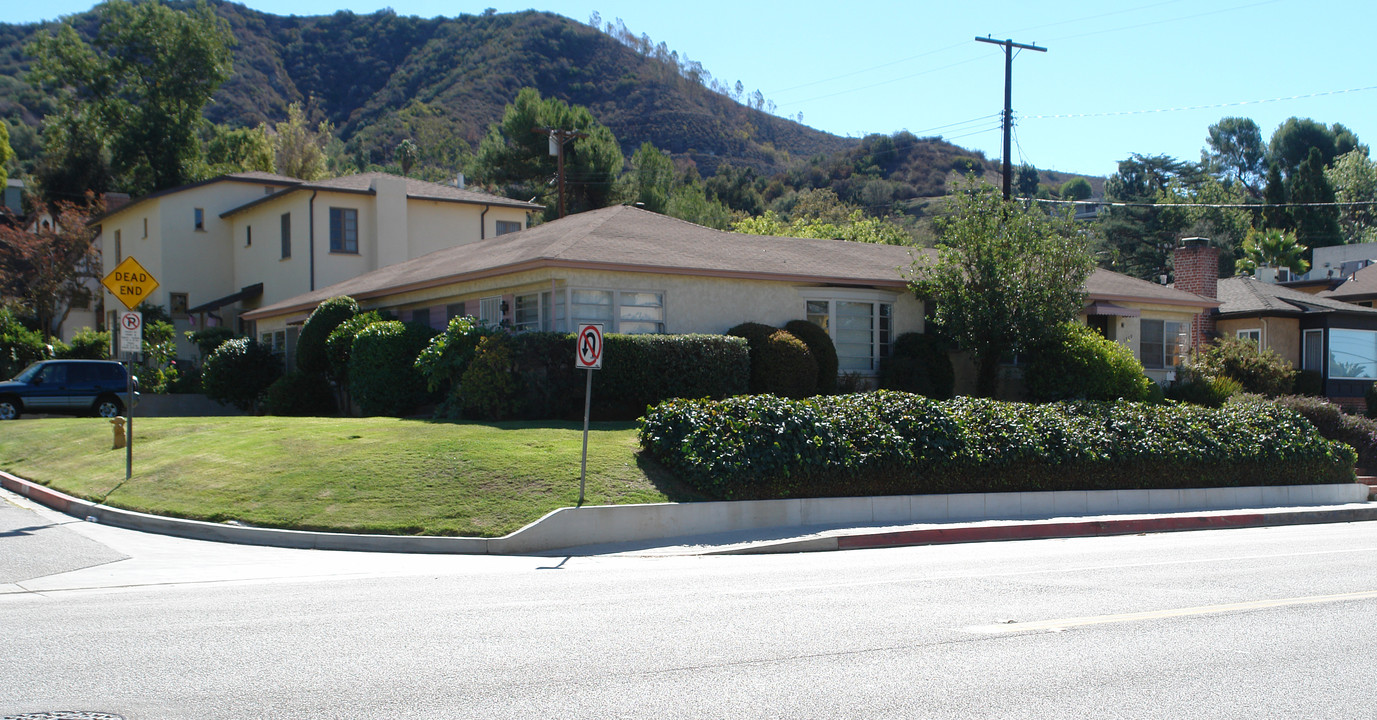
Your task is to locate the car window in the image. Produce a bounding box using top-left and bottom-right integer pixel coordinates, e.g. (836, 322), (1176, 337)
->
(14, 363), (42, 382)
(37, 364), (67, 384)
(68, 364), (92, 383)
(102, 364), (126, 383)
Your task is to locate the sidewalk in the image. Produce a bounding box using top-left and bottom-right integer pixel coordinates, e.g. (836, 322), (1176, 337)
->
(4, 470), (1375, 557)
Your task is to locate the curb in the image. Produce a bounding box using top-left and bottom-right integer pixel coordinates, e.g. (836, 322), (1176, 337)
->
(708, 507), (1377, 554)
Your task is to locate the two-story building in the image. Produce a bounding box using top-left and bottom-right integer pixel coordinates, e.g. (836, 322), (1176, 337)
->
(92, 171), (541, 359)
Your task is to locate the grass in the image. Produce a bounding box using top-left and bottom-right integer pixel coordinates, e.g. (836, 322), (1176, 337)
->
(0, 416), (706, 537)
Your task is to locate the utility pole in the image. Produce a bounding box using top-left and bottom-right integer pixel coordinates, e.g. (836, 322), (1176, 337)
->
(974, 36), (1046, 200)
(532, 127), (588, 218)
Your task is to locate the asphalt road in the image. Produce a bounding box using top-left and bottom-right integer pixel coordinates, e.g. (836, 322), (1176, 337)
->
(3, 490), (1376, 719)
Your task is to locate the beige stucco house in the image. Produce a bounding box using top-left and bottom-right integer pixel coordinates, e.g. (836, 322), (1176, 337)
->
(244, 205), (1219, 390)
(91, 171), (540, 358)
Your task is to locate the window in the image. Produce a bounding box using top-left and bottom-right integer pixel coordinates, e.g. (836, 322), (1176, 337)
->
(280, 213), (291, 259)
(170, 293), (188, 318)
(496, 220), (522, 236)
(1141, 319), (1185, 369)
(617, 291), (664, 334)
(570, 289), (613, 328)
(194, 208), (204, 231)
(246, 225), (252, 247)
(410, 307), (430, 328)
(478, 296), (503, 327)
(114, 230), (122, 262)
(329, 207), (358, 253)
(1236, 328), (1261, 345)
(514, 293), (541, 332)
(1328, 329), (1377, 379)
(802, 295), (893, 373)
(1303, 329), (1324, 372)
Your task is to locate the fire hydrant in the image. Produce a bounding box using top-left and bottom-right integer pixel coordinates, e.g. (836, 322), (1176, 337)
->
(110, 416), (127, 450)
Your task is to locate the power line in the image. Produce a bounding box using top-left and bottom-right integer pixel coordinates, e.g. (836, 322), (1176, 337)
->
(1025, 85), (1377, 120)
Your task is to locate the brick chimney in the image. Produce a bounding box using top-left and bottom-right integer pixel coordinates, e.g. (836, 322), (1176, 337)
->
(1172, 237), (1219, 350)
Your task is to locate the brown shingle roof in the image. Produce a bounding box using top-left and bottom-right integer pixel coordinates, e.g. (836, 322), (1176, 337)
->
(1319, 263), (1377, 302)
(1085, 269), (1216, 308)
(244, 205), (922, 319)
(1217, 276), (1377, 316)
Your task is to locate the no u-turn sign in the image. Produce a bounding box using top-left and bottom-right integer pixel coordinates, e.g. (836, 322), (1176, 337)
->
(575, 323), (603, 370)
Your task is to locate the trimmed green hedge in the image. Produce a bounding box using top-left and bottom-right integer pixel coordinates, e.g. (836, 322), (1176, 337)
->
(638, 391), (1354, 500)
(349, 321), (437, 417)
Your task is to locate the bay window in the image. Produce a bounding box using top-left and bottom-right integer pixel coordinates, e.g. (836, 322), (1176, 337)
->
(802, 292), (894, 373)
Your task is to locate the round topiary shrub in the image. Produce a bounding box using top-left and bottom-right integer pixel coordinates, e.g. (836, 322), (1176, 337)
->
(325, 311), (385, 385)
(459, 333), (518, 420)
(262, 370), (338, 416)
(348, 321), (436, 417)
(877, 332), (954, 399)
(201, 337), (283, 411)
(784, 319), (839, 394)
(187, 327), (238, 361)
(1024, 321), (1155, 402)
(726, 322), (779, 394)
(755, 329), (817, 399)
(296, 296), (358, 375)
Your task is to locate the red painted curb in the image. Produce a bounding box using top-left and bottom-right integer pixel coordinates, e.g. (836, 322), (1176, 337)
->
(839, 513), (1295, 550)
(0, 472), (73, 513)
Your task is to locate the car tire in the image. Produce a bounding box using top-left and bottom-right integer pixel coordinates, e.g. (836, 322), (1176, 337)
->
(0, 398), (19, 420)
(95, 395), (124, 419)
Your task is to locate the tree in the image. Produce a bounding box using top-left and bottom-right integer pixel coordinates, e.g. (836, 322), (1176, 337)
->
(272, 103), (331, 181)
(1099, 154), (1200, 281)
(664, 181), (739, 230)
(205, 124), (274, 175)
(475, 87), (623, 220)
(1326, 149), (1377, 243)
(617, 142), (675, 213)
(1059, 178), (1092, 201)
(1234, 228), (1309, 276)
(1268, 117), (1366, 180)
(0, 196), (103, 339)
(0, 121), (12, 189)
(394, 138), (418, 177)
(1202, 117), (1266, 194)
(1289, 147), (1343, 250)
(1263, 162), (1290, 230)
(1015, 164), (1040, 198)
(26, 0), (235, 194)
(910, 176), (1093, 397)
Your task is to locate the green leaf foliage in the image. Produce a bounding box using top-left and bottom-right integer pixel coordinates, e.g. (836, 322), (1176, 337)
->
(1024, 322), (1155, 402)
(325, 310), (386, 384)
(262, 370), (337, 416)
(0, 306), (50, 379)
(1185, 335), (1295, 397)
(296, 295), (360, 375)
(638, 392), (1355, 500)
(783, 320), (838, 394)
(414, 315), (495, 394)
(1264, 394), (1377, 471)
(877, 332), (954, 399)
(55, 327), (110, 359)
(201, 337), (283, 411)
(756, 329), (817, 399)
(185, 327), (239, 361)
(458, 333), (519, 421)
(726, 322), (780, 394)
(348, 320), (437, 417)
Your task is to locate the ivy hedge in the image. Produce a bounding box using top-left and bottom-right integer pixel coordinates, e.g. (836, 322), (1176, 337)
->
(638, 391), (1355, 500)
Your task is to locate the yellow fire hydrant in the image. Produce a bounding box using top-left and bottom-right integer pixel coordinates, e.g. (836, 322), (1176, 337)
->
(110, 416), (127, 450)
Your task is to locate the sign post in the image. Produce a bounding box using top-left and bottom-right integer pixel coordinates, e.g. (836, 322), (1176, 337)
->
(574, 323), (604, 505)
(102, 257), (159, 482)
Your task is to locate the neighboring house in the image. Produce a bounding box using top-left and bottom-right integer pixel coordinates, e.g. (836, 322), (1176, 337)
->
(1170, 239), (1377, 406)
(244, 205), (1219, 392)
(1318, 262), (1377, 308)
(91, 171), (541, 362)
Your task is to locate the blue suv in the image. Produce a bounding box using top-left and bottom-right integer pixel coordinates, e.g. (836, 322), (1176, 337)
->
(0, 359), (136, 420)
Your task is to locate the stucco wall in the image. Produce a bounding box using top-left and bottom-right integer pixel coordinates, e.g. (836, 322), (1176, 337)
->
(1217, 316), (1301, 367)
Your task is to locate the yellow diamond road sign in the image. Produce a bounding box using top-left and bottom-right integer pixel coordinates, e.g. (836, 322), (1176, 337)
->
(102, 256), (160, 311)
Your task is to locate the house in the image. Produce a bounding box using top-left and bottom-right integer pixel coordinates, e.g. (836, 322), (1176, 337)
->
(91, 171), (541, 359)
(244, 205), (1219, 393)
(1172, 238), (1377, 406)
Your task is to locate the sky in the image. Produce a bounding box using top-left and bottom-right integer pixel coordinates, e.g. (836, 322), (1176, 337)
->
(11, 0), (1377, 178)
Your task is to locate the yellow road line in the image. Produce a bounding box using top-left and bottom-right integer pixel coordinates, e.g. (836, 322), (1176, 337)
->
(968, 589), (1377, 633)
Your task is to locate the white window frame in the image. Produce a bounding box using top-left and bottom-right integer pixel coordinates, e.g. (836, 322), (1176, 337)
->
(478, 296), (503, 327)
(513, 293), (542, 332)
(542, 287), (665, 334)
(798, 288), (897, 374)
(1236, 328), (1262, 345)
(1140, 318), (1185, 369)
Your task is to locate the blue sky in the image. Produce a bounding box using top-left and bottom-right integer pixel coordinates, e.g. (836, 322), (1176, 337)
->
(12, 0), (1376, 178)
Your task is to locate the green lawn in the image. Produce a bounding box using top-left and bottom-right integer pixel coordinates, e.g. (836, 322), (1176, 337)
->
(0, 416), (705, 537)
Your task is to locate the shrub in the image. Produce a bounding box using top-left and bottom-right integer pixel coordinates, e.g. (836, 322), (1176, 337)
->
(1165, 370), (1243, 408)
(325, 311), (385, 385)
(0, 307), (50, 379)
(186, 327), (239, 361)
(1024, 322), (1154, 402)
(296, 296), (359, 375)
(459, 333), (518, 420)
(784, 320), (838, 394)
(726, 322), (779, 393)
(1186, 335), (1295, 396)
(1295, 369), (1324, 397)
(262, 370), (338, 416)
(201, 338), (283, 411)
(414, 316), (494, 394)
(1367, 383), (1377, 420)
(877, 332), (954, 399)
(56, 328), (110, 359)
(139, 320), (179, 394)
(348, 321), (436, 416)
(1265, 394), (1377, 471)
(639, 392), (1355, 500)
(756, 329), (817, 398)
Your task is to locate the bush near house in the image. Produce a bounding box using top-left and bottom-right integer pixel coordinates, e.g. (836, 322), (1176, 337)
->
(1186, 335), (1296, 397)
(296, 296), (360, 375)
(263, 370), (338, 416)
(186, 327), (239, 360)
(639, 391), (1354, 500)
(348, 321), (437, 417)
(1264, 394), (1377, 471)
(325, 310), (388, 386)
(55, 328), (110, 359)
(201, 337), (283, 411)
(1024, 322), (1154, 402)
(783, 320), (839, 394)
(877, 332), (954, 399)
(0, 307), (50, 379)
(757, 330), (817, 399)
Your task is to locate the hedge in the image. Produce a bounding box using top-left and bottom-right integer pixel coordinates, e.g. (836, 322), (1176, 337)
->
(638, 391), (1354, 500)
(1264, 394), (1377, 471)
(349, 321), (437, 416)
(201, 338), (283, 411)
(296, 296), (359, 374)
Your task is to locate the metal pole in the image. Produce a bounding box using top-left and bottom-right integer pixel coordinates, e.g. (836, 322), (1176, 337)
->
(125, 355), (133, 480)
(578, 367), (592, 505)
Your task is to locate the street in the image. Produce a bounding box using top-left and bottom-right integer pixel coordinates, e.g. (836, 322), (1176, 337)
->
(3, 491), (1376, 719)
